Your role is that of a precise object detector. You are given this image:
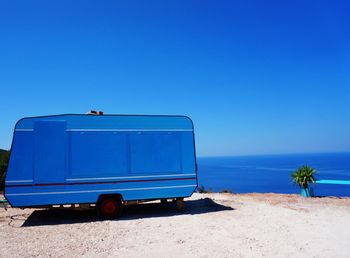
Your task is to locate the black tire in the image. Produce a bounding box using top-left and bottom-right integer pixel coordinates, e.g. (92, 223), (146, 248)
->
(96, 196), (123, 219)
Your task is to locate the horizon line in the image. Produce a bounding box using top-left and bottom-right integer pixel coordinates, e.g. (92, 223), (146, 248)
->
(197, 150), (350, 158)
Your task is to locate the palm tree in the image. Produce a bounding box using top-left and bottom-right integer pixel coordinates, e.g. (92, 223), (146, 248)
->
(291, 165), (316, 189)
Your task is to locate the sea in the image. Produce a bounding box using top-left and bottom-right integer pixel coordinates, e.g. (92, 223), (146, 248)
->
(197, 152), (350, 197)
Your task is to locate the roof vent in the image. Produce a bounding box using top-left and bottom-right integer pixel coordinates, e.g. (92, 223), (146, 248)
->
(86, 110), (104, 115)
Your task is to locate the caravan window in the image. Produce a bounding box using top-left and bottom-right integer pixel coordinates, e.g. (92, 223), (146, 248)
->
(130, 132), (182, 174)
(69, 132), (128, 177)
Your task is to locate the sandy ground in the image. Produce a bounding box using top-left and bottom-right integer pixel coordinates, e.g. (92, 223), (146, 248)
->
(1, 193), (350, 258)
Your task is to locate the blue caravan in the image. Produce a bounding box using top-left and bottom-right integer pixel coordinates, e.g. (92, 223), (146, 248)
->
(5, 114), (197, 218)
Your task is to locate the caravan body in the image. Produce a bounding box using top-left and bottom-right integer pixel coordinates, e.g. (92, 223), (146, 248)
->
(5, 114), (197, 208)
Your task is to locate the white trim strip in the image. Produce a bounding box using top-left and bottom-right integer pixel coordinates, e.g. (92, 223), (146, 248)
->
(6, 180), (33, 183)
(66, 129), (193, 132)
(15, 129), (34, 132)
(6, 184), (197, 196)
(15, 128), (193, 132)
(66, 173), (196, 181)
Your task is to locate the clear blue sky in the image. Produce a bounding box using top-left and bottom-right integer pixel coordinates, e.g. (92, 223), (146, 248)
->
(1, 1), (349, 156)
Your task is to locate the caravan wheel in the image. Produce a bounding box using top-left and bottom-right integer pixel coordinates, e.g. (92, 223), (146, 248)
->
(97, 196), (123, 219)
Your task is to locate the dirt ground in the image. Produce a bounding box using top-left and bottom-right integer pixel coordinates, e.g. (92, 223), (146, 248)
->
(1, 193), (350, 258)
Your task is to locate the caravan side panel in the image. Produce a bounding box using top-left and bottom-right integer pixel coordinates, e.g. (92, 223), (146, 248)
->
(5, 115), (197, 207)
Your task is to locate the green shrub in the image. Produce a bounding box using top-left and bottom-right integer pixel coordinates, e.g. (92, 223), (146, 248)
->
(0, 149), (10, 191)
(197, 185), (213, 193)
(219, 188), (233, 194)
(197, 185), (206, 193)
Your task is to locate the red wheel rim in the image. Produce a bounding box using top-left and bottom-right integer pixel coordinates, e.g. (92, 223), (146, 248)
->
(101, 199), (118, 216)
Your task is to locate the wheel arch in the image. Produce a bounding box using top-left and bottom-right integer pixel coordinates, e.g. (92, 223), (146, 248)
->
(96, 193), (124, 203)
